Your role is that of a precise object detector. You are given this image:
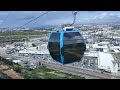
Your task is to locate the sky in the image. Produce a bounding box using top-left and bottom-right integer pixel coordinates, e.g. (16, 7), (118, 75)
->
(0, 11), (120, 28)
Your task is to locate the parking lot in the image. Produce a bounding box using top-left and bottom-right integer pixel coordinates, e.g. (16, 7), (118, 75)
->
(66, 56), (98, 71)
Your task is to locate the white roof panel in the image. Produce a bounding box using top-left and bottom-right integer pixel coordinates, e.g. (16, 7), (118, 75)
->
(98, 52), (114, 71)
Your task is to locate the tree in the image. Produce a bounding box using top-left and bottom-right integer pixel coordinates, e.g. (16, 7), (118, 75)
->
(13, 65), (22, 73)
(32, 43), (36, 47)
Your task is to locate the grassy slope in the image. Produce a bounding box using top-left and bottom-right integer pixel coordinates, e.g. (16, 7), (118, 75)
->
(0, 57), (85, 79)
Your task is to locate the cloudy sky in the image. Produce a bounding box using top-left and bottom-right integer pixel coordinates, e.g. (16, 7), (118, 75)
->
(0, 11), (120, 28)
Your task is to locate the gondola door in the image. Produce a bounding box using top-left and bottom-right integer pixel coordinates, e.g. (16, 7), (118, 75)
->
(48, 32), (61, 62)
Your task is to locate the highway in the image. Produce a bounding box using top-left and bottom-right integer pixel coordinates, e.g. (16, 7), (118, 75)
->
(0, 52), (117, 79)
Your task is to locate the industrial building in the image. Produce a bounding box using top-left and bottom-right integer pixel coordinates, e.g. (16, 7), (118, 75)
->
(98, 52), (118, 73)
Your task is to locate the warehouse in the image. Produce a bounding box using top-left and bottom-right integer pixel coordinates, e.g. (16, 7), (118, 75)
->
(98, 52), (118, 73)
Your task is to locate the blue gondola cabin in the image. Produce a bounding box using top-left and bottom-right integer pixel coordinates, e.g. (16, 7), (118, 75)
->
(48, 27), (86, 64)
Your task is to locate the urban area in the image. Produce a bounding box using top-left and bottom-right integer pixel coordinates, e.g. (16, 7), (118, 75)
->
(1, 24), (120, 79)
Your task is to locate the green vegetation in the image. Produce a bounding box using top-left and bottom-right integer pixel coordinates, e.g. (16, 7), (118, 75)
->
(20, 67), (85, 79)
(0, 31), (49, 36)
(0, 57), (14, 67)
(0, 31), (50, 42)
(113, 53), (120, 61)
(32, 43), (36, 47)
(0, 57), (85, 79)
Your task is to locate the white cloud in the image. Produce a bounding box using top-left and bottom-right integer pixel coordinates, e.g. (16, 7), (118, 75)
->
(83, 18), (90, 21)
(99, 13), (108, 19)
(42, 18), (72, 25)
(1, 11), (120, 27)
(110, 13), (114, 16)
(80, 12), (120, 23)
(91, 12), (108, 20)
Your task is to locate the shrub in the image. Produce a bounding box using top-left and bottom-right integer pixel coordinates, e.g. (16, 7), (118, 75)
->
(32, 43), (36, 47)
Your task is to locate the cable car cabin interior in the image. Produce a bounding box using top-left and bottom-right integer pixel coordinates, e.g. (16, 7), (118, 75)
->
(48, 27), (86, 64)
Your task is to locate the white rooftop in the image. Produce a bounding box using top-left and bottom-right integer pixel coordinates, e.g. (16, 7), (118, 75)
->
(12, 60), (21, 63)
(19, 49), (49, 54)
(98, 42), (110, 45)
(63, 27), (74, 30)
(92, 44), (108, 49)
(98, 52), (118, 73)
(84, 52), (98, 57)
(110, 46), (120, 49)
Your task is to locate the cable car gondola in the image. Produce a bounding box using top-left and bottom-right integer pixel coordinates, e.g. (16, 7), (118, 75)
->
(48, 27), (86, 64)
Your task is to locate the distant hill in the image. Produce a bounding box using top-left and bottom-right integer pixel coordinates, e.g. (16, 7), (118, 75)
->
(1, 23), (120, 31)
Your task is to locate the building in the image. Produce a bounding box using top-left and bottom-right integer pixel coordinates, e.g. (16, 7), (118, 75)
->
(92, 42), (109, 52)
(19, 49), (49, 55)
(84, 51), (118, 73)
(98, 52), (118, 73)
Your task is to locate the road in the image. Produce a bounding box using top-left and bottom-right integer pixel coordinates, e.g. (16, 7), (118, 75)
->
(41, 61), (116, 79)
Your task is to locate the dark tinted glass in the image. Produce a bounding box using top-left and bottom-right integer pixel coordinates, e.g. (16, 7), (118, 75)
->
(63, 32), (86, 64)
(64, 32), (83, 41)
(49, 32), (60, 62)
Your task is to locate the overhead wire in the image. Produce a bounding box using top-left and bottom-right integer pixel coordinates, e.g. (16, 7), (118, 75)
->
(0, 11), (12, 28)
(16, 11), (50, 42)
(0, 11), (76, 29)
(18, 11), (50, 29)
(0, 11), (77, 30)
